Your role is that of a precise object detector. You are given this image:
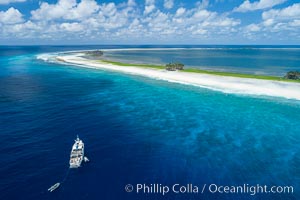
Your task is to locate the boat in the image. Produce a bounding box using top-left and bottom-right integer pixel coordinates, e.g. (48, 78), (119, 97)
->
(84, 156), (90, 162)
(69, 135), (84, 168)
(48, 183), (60, 192)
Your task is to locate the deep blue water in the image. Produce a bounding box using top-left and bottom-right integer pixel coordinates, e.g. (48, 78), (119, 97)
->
(0, 46), (300, 200)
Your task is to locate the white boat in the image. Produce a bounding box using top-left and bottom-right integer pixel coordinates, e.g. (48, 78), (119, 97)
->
(84, 156), (90, 162)
(69, 135), (84, 168)
(48, 183), (60, 192)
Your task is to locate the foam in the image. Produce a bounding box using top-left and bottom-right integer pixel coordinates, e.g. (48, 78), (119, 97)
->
(51, 54), (300, 101)
(36, 54), (53, 62)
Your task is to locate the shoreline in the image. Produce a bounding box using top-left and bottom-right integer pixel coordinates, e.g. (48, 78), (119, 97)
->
(55, 53), (300, 101)
(100, 60), (300, 83)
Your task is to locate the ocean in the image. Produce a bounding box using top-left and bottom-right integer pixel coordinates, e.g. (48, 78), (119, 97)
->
(0, 45), (299, 200)
(102, 45), (300, 76)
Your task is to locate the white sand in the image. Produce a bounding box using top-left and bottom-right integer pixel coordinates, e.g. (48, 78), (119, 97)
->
(56, 53), (300, 101)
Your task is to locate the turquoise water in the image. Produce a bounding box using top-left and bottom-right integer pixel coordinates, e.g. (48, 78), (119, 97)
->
(103, 46), (300, 76)
(0, 46), (299, 200)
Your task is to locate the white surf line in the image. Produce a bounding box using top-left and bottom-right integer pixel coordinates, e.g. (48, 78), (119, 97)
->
(56, 54), (300, 101)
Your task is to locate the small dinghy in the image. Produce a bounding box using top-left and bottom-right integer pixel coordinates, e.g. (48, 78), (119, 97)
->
(47, 136), (90, 192)
(48, 183), (60, 192)
(84, 156), (90, 162)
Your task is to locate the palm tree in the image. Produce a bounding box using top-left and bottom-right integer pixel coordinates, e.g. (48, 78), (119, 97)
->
(86, 50), (103, 57)
(284, 71), (300, 80)
(176, 62), (184, 70)
(165, 62), (184, 71)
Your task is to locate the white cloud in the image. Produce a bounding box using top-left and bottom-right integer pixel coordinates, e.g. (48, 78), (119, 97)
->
(193, 10), (212, 19)
(145, 0), (155, 4)
(263, 19), (274, 26)
(141, 5), (240, 39)
(246, 24), (261, 32)
(260, 3), (300, 31)
(65, 0), (99, 20)
(144, 5), (155, 14)
(5, 0), (300, 44)
(144, 0), (155, 15)
(97, 3), (130, 30)
(164, 0), (174, 9)
(0, 0), (241, 43)
(0, 0), (25, 5)
(0, 7), (24, 24)
(196, 0), (209, 10)
(234, 0), (286, 12)
(31, 0), (76, 21)
(60, 22), (83, 32)
(262, 3), (300, 21)
(99, 2), (117, 17)
(31, 0), (99, 21)
(175, 7), (186, 17)
(242, 3), (300, 40)
(193, 29), (207, 35)
(289, 19), (300, 27)
(127, 0), (136, 7)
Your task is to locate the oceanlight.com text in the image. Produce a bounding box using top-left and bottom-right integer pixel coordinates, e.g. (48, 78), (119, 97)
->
(125, 183), (294, 196)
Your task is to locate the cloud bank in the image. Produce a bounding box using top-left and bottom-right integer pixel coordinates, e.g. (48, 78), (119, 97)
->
(0, 0), (299, 44)
(0, 0), (25, 5)
(234, 0), (287, 12)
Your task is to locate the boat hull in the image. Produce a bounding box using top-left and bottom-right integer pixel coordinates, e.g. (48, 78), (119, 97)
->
(69, 136), (84, 168)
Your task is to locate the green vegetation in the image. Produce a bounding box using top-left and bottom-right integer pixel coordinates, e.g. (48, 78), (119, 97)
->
(98, 59), (300, 83)
(166, 62), (184, 71)
(100, 60), (165, 69)
(184, 68), (284, 81)
(284, 71), (300, 80)
(84, 50), (103, 58)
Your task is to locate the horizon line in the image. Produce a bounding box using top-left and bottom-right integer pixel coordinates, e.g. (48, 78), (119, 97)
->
(1, 44), (300, 46)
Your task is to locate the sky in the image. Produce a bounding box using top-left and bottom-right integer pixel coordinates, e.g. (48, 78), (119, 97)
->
(0, 0), (299, 45)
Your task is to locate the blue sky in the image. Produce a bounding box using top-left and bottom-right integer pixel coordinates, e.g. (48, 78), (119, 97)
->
(0, 0), (299, 45)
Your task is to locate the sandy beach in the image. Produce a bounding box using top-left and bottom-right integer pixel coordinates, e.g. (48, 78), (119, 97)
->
(55, 53), (300, 101)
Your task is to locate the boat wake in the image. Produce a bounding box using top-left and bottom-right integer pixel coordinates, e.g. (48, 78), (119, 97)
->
(47, 135), (89, 193)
